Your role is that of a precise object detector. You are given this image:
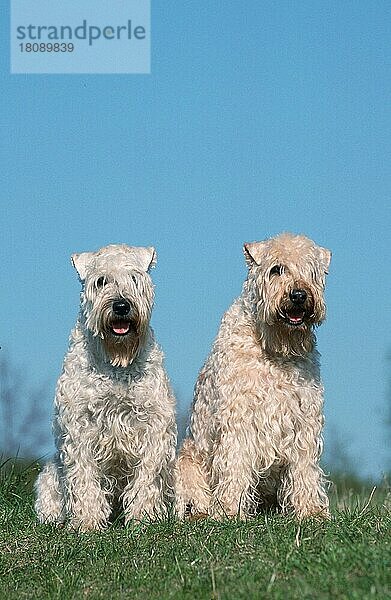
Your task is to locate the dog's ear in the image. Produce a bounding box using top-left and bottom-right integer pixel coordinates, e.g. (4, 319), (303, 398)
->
(145, 246), (157, 271)
(243, 241), (266, 267)
(71, 252), (95, 281)
(131, 246), (157, 272)
(318, 246), (332, 274)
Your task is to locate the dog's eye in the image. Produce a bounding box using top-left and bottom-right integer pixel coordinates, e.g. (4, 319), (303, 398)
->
(270, 265), (283, 277)
(131, 274), (138, 285)
(96, 276), (107, 288)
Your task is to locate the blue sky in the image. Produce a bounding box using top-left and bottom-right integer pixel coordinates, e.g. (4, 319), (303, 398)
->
(1, 1), (390, 478)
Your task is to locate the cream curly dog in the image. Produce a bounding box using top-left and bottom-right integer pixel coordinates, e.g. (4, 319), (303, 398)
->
(176, 233), (331, 520)
(35, 244), (177, 531)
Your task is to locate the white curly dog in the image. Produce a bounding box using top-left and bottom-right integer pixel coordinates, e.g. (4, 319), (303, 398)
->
(176, 233), (331, 520)
(35, 244), (177, 531)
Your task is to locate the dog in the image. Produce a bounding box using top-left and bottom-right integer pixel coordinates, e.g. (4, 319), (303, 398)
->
(176, 233), (331, 520)
(35, 244), (177, 530)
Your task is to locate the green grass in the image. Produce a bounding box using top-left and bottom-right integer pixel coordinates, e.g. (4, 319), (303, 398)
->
(0, 461), (390, 599)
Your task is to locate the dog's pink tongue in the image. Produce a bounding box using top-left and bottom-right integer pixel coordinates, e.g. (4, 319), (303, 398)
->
(290, 315), (303, 322)
(112, 321), (130, 335)
(288, 311), (305, 323)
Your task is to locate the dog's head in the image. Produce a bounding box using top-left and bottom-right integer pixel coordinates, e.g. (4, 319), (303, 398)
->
(72, 244), (156, 367)
(243, 233), (331, 355)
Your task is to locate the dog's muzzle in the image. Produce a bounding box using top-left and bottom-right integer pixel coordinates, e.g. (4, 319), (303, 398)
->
(281, 288), (313, 327)
(110, 299), (133, 336)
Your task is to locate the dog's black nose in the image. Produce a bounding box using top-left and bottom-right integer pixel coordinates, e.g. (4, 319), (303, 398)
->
(113, 300), (130, 316)
(289, 289), (307, 304)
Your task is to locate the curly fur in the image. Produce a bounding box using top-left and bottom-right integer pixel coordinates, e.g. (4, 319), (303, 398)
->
(35, 244), (177, 531)
(176, 233), (331, 520)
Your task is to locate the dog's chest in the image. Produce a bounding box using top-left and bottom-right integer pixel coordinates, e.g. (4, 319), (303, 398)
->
(86, 378), (151, 459)
(250, 356), (321, 423)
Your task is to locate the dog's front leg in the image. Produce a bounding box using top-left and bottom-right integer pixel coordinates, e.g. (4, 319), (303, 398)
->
(35, 460), (66, 525)
(280, 460), (330, 519)
(122, 419), (176, 522)
(64, 444), (112, 531)
(279, 413), (330, 519)
(209, 427), (256, 519)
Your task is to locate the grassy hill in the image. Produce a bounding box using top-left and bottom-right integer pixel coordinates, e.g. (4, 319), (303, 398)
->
(0, 460), (389, 599)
